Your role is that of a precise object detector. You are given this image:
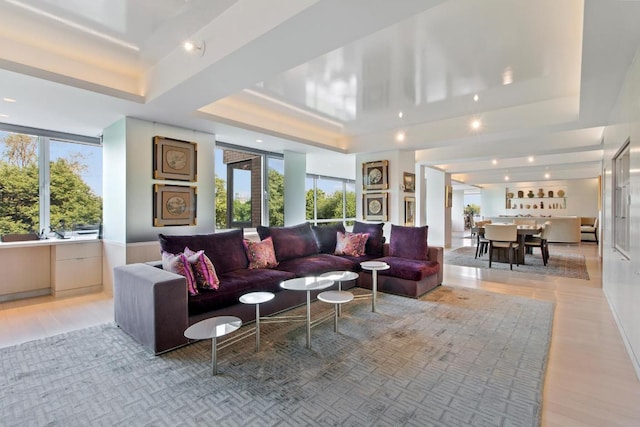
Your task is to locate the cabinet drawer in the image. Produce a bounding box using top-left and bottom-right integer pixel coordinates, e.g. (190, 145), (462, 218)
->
(55, 242), (102, 260)
(53, 257), (102, 291)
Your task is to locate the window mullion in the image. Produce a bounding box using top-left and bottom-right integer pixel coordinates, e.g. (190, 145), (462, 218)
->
(38, 136), (50, 234)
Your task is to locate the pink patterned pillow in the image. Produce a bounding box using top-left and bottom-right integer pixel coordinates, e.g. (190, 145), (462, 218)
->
(335, 232), (370, 257)
(161, 251), (198, 296)
(184, 247), (220, 290)
(243, 237), (278, 269)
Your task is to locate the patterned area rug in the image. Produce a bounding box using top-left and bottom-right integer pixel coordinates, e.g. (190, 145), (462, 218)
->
(1, 287), (553, 427)
(446, 246), (590, 280)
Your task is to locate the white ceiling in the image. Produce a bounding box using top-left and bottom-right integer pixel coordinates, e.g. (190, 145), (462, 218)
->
(1, 0), (640, 187)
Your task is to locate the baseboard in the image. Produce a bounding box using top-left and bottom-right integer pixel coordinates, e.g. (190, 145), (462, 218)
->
(604, 290), (640, 381)
(0, 288), (51, 302)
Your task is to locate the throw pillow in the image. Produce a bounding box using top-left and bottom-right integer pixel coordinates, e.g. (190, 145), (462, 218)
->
(335, 231), (370, 257)
(183, 247), (220, 290)
(161, 251), (198, 296)
(256, 223), (318, 261)
(243, 237), (279, 269)
(389, 225), (429, 260)
(352, 221), (385, 256)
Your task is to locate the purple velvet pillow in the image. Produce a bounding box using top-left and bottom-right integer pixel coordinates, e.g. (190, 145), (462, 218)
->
(257, 223), (319, 261)
(159, 229), (248, 274)
(352, 221), (385, 256)
(389, 225), (429, 260)
(312, 223), (346, 253)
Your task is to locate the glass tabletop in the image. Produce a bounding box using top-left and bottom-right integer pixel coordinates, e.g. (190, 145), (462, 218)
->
(320, 270), (359, 281)
(280, 276), (334, 291)
(184, 316), (242, 340)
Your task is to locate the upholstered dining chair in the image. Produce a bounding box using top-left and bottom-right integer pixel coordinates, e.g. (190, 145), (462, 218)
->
(484, 224), (520, 270)
(514, 218), (537, 227)
(524, 221), (552, 265)
(580, 217), (598, 244)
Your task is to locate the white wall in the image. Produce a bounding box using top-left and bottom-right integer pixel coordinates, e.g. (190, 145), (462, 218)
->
(601, 45), (640, 378)
(424, 167), (449, 247)
(306, 152), (356, 180)
(480, 179), (599, 218)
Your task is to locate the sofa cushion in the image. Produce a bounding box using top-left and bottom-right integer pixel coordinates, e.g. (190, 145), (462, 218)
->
(374, 256), (440, 282)
(335, 231), (369, 257)
(161, 251), (198, 296)
(275, 254), (355, 277)
(352, 221), (385, 256)
(243, 237), (278, 269)
(187, 269), (295, 316)
(183, 247), (220, 290)
(311, 223), (346, 253)
(257, 223), (319, 261)
(159, 229), (248, 274)
(389, 225), (429, 260)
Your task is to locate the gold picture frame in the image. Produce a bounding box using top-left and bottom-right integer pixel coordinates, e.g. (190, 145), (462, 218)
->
(403, 172), (415, 192)
(153, 184), (197, 226)
(362, 160), (389, 191)
(363, 192), (388, 221)
(404, 197), (416, 226)
(153, 136), (197, 182)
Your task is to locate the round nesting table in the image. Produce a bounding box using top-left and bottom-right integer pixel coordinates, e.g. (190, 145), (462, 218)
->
(360, 261), (390, 312)
(317, 290), (354, 333)
(184, 316), (241, 375)
(239, 291), (275, 352)
(280, 276), (334, 348)
(320, 271), (359, 316)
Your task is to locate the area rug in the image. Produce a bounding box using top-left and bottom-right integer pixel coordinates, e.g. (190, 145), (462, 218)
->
(446, 246), (590, 280)
(0, 287), (554, 427)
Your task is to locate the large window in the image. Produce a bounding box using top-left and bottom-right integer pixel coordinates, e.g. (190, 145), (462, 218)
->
(215, 144), (284, 229)
(613, 140), (630, 257)
(0, 127), (102, 236)
(306, 175), (356, 225)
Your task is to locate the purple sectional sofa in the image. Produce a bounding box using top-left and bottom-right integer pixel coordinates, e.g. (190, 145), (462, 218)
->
(114, 222), (442, 354)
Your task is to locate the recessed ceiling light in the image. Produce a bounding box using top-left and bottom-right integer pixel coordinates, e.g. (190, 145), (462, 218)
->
(256, 139), (263, 143)
(473, 94), (479, 102)
(3, 98), (16, 103)
(504, 175), (510, 181)
(183, 40), (205, 55)
(544, 173), (550, 179)
(395, 131), (406, 142)
(492, 159), (497, 165)
(528, 156), (534, 163)
(471, 119), (481, 130)
(0, 113), (8, 118)
(398, 111), (403, 118)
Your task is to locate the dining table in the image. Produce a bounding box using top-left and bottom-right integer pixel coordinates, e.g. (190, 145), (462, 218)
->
(473, 224), (542, 264)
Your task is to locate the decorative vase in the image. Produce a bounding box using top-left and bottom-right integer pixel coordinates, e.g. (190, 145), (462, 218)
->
(517, 190), (524, 198)
(548, 190), (554, 198)
(537, 188), (544, 197)
(557, 190), (565, 197)
(527, 190), (534, 198)
(507, 192), (514, 199)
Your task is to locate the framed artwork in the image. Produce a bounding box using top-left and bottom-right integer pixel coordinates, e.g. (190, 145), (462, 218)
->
(153, 184), (197, 226)
(362, 160), (389, 191)
(363, 192), (388, 221)
(403, 172), (415, 192)
(153, 136), (197, 182)
(404, 197), (416, 226)
(445, 185), (453, 208)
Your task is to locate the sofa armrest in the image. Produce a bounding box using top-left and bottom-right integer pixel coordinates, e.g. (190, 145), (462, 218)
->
(114, 263), (189, 354)
(428, 246), (444, 285)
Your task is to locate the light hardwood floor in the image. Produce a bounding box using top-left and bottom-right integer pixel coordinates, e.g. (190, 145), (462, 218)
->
(1, 235), (639, 426)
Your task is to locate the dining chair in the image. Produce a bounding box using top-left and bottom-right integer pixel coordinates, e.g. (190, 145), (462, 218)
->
(484, 224), (520, 270)
(580, 217), (598, 244)
(475, 228), (489, 259)
(524, 221), (552, 265)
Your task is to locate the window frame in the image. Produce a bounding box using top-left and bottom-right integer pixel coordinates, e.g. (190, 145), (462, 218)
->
(305, 173), (356, 225)
(612, 139), (630, 258)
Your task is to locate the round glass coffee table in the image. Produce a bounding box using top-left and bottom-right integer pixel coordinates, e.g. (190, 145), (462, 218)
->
(360, 261), (390, 312)
(239, 291), (275, 352)
(318, 290), (354, 333)
(280, 276), (334, 348)
(184, 316), (242, 375)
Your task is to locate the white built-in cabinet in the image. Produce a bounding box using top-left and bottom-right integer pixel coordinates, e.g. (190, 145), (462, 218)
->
(51, 241), (102, 297)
